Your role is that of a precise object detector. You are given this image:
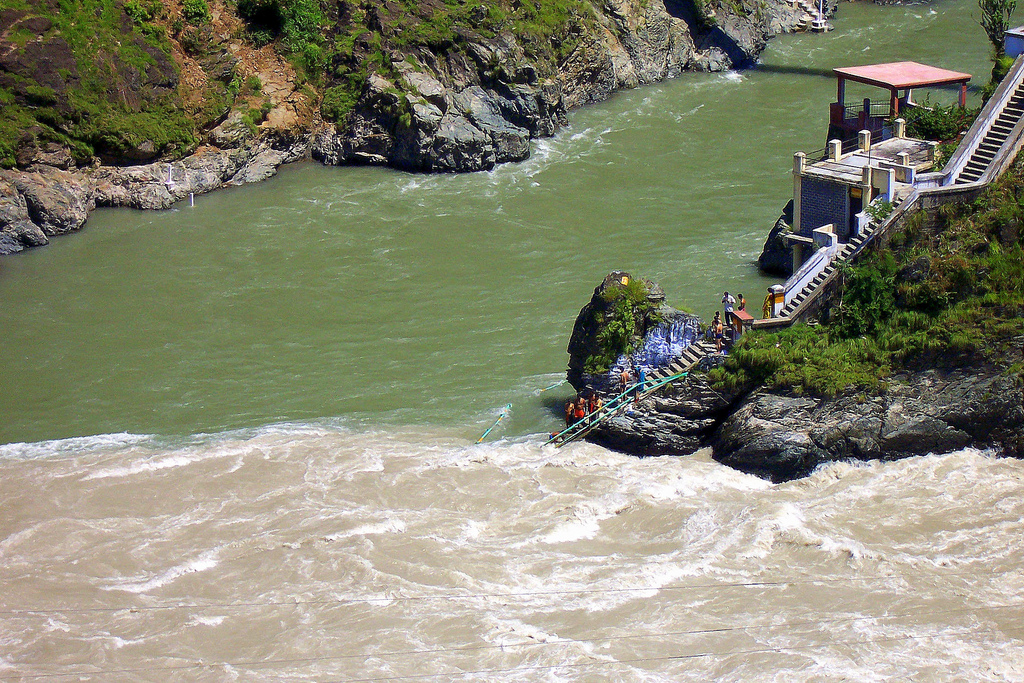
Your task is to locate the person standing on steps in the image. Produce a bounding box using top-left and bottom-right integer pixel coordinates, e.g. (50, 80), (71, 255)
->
(738, 294), (746, 313)
(712, 311), (725, 353)
(722, 291), (736, 326)
(619, 366), (631, 396)
(574, 395), (587, 424)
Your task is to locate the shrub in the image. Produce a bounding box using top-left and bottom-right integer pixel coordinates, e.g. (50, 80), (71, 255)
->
(902, 100), (979, 142)
(834, 252), (898, 338)
(182, 0), (210, 24)
(321, 81), (362, 123)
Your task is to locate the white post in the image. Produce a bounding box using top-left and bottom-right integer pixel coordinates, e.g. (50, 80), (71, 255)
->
(190, 193), (194, 207)
(829, 139), (842, 161)
(858, 129), (872, 153)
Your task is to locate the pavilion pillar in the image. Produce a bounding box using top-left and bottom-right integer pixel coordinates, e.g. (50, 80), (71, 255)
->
(890, 88), (899, 116)
(837, 76), (846, 106)
(959, 82), (967, 108)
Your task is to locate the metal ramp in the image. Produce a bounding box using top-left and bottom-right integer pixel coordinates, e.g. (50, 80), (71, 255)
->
(546, 339), (718, 448)
(546, 372), (687, 448)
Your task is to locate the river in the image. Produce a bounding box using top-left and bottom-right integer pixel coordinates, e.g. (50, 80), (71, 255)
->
(1, 0), (1021, 680)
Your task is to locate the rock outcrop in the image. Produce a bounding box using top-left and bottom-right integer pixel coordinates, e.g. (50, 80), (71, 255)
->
(758, 199), (795, 276)
(566, 271), (702, 394)
(577, 338), (1024, 481)
(0, 133), (309, 254)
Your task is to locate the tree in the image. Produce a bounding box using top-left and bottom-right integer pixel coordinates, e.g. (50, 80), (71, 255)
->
(980, 0), (1018, 58)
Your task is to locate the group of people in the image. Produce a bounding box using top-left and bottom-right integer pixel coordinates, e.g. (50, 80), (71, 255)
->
(565, 388), (603, 427)
(712, 291), (747, 353)
(564, 364), (652, 428)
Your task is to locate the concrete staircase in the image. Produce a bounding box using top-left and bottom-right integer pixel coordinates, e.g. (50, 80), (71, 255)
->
(793, 0), (815, 28)
(953, 82), (1024, 184)
(776, 226), (873, 317)
(648, 340), (718, 381)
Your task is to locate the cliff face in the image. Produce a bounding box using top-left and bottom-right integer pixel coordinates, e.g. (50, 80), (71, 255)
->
(0, 0), (821, 253)
(313, 0), (812, 171)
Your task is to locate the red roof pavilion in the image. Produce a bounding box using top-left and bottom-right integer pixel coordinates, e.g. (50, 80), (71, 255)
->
(833, 61), (971, 114)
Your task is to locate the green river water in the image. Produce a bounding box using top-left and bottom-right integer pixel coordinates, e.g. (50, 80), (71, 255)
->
(0, 0), (992, 445)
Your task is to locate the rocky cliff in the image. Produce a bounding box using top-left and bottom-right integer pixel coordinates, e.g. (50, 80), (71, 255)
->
(1, 0), (826, 254)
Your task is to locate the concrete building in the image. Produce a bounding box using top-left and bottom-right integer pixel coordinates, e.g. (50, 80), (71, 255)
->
(787, 122), (938, 271)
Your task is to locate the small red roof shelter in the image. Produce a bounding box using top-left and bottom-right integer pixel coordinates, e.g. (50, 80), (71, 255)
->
(829, 61), (971, 139)
(834, 61), (971, 115)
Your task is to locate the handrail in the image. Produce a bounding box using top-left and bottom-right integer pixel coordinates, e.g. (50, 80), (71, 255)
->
(546, 371), (689, 448)
(943, 54), (1024, 183)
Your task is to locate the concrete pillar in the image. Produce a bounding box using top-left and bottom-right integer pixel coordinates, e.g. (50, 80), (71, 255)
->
(792, 242), (804, 273)
(793, 152), (805, 234)
(771, 285), (785, 317)
(894, 117), (906, 138)
(829, 139), (842, 161)
(858, 129), (872, 152)
(928, 141), (940, 164)
(897, 151), (909, 166)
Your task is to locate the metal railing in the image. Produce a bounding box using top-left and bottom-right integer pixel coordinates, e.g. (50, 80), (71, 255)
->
(805, 135), (862, 162)
(840, 100), (891, 120)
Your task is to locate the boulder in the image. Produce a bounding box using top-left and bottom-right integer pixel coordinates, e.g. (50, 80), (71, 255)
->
(453, 86), (530, 164)
(426, 113), (495, 172)
(757, 199), (794, 276)
(587, 373), (737, 455)
(10, 169), (92, 235)
(0, 177), (48, 254)
(712, 368), (1024, 481)
(566, 271), (702, 393)
(209, 110), (255, 149)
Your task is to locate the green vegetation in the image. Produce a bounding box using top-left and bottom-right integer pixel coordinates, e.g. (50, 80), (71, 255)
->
(182, 0), (211, 24)
(979, 0), (1017, 58)
(979, 0), (1018, 96)
(709, 154), (1024, 397)
(901, 101), (979, 143)
(0, 0), (199, 168)
(584, 279), (663, 374)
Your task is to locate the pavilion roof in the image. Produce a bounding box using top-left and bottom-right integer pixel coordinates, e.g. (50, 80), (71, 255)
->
(833, 61), (971, 91)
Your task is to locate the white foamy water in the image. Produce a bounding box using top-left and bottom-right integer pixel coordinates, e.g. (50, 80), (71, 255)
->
(1, 425), (1022, 681)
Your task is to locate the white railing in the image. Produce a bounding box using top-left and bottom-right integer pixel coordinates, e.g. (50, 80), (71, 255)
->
(783, 225), (839, 306)
(942, 55), (1024, 185)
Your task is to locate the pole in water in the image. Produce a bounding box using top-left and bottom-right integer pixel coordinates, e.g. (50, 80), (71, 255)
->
(190, 193), (194, 207)
(476, 404), (512, 444)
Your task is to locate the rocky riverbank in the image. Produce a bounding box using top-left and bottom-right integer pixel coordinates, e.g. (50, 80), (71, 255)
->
(1, 0), (831, 254)
(583, 359), (1024, 481)
(0, 131), (309, 253)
